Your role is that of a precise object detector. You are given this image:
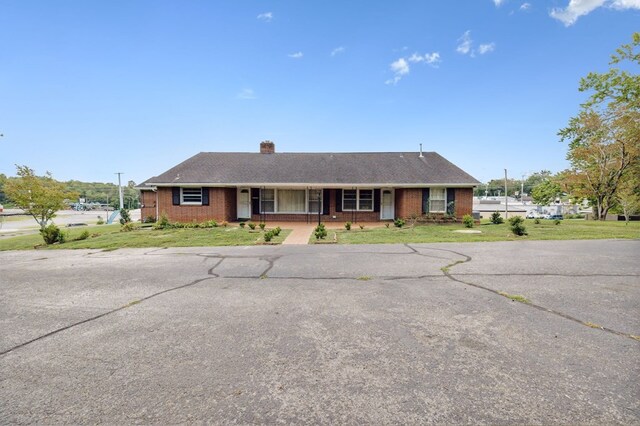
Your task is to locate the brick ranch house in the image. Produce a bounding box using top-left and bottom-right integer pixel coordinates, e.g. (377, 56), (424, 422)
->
(138, 141), (480, 223)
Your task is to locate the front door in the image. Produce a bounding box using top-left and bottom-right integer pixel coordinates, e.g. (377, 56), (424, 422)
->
(237, 188), (251, 219)
(381, 189), (394, 220)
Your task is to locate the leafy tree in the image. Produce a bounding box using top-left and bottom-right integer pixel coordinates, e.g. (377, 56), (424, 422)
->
(615, 167), (640, 223)
(0, 173), (7, 205)
(531, 179), (562, 205)
(3, 165), (78, 230)
(559, 33), (640, 220)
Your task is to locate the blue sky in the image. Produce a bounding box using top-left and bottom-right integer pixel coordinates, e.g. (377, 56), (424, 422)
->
(1, 1), (638, 185)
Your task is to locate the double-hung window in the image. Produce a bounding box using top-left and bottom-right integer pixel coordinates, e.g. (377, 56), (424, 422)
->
(342, 189), (374, 211)
(277, 189), (306, 213)
(181, 188), (203, 205)
(429, 188), (446, 212)
(261, 189), (275, 213)
(308, 190), (322, 213)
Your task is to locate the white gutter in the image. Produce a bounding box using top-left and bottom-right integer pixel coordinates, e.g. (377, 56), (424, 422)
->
(145, 182), (479, 188)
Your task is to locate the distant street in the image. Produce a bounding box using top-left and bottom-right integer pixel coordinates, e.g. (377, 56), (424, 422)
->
(0, 209), (142, 236)
(1, 240), (639, 424)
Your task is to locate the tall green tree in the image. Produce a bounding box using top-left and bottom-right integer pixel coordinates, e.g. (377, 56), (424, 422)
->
(3, 165), (78, 230)
(559, 33), (640, 220)
(531, 179), (562, 206)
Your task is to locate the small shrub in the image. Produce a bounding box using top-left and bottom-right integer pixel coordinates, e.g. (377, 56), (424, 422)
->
(119, 208), (131, 225)
(263, 230), (274, 242)
(385, 223), (390, 228)
(144, 215), (156, 223)
(248, 222), (256, 230)
(359, 224), (364, 230)
(239, 222), (246, 228)
(394, 218), (405, 228)
(462, 214), (474, 228)
(273, 226), (281, 236)
(77, 230), (90, 240)
(314, 223), (328, 240)
(120, 222), (139, 232)
(345, 221), (352, 231)
(154, 212), (171, 229)
(96, 216), (105, 225)
(508, 216), (527, 236)
(490, 211), (504, 224)
(554, 219), (561, 225)
(259, 223), (266, 230)
(534, 218), (541, 224)
(40, 224), (65, 245)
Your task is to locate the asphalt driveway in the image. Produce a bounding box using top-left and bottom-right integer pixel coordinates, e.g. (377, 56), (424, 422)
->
(1, 240), (639, 424)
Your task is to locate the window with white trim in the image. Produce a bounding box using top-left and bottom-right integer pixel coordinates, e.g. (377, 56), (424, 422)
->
(429, 188), (446, 212)
(181, 188), (202, 205)
(342, 189), (374, 211)
(259, 189), (322, 214)
(308, 190), (322, 213)
(261, 189), (275, 213)
(277, 189), (306, 213)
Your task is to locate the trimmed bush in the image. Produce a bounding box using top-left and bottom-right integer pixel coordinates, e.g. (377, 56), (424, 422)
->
(263, 230), (274, 242)
(394, 218), (405, 228)
(40, 224), (65, 245)
(490, 211), (504, 224)
(96, 216), (105, 225)
(248, 222), (256, 230)
(259, 223), (266, 230)
(462, 214), (474, 228)
(239, 222), (246, 228)
(508, 216), (527, 236)
(345, 221), (352, 231)
(119, 208), (131, 225)
(314, 223), (328, 240)
(554, 219), (561, 225)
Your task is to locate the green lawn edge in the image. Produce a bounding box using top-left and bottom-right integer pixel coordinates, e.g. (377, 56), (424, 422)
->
(0, 224), (292, 250)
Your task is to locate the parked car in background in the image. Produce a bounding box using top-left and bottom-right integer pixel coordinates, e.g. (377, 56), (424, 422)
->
(548, 214), (564, 220)
(526, 212), (541, 219)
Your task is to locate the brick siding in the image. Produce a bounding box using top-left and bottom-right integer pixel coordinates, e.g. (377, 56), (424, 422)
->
(454, 188), (473, 218)
(155, 187), (236, 222)
(151, 186), (475, 223)
(395, 188), (423, 219)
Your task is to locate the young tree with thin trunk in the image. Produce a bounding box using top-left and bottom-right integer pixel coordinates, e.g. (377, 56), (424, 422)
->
(3, 165), (77, 230)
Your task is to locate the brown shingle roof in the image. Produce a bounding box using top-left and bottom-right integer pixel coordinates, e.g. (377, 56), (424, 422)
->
(143, 152), (480, 187)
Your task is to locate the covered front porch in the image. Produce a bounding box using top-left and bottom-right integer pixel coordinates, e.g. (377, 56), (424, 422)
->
(237, 187), (397, 223)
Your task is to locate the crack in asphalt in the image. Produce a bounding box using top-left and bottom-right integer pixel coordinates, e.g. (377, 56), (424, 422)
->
(436, 252), (639, 342)
(3, 244), (637, 356)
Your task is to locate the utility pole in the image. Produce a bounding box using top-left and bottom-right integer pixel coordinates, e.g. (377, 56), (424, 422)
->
(504, 169), (508, 219)
(115, 172), (124, 210)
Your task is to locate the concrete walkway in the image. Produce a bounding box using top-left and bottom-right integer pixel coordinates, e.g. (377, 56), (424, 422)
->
(274, 221), (384, 245)
(281, 224), (315, 245)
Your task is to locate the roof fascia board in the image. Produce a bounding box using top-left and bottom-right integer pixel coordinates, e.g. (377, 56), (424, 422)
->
(146, 182), (478, 188)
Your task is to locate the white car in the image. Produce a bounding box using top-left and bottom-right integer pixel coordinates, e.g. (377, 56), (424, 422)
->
(526, 212), (540, 219)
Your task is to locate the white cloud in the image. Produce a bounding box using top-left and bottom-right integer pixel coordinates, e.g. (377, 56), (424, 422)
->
(549, 0), (640, 26)
(456, 31), (495, 57)
(493, 0), (506, 6)
(610, 0), (640, 8)
(550, 0), (606, 25)
(288, 52), (303, 59)
(478, 43), (496, 54)
(237, 88), (256, 100)
(331, 46), (346, 56)
(385, 58), (410, 85)
(456, 31), (473, 55)
(257, 12), (273, 22)
(385, 52), (440, 85)
(520, 2), (531, 10)
(408, 52), (441, 66)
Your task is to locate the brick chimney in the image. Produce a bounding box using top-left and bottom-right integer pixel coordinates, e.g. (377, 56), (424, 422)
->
(260, 140), (275, 154)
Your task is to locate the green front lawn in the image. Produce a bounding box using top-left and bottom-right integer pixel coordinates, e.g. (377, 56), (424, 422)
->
(325, 219), (640, 244)
(0, 224), (291, 251)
